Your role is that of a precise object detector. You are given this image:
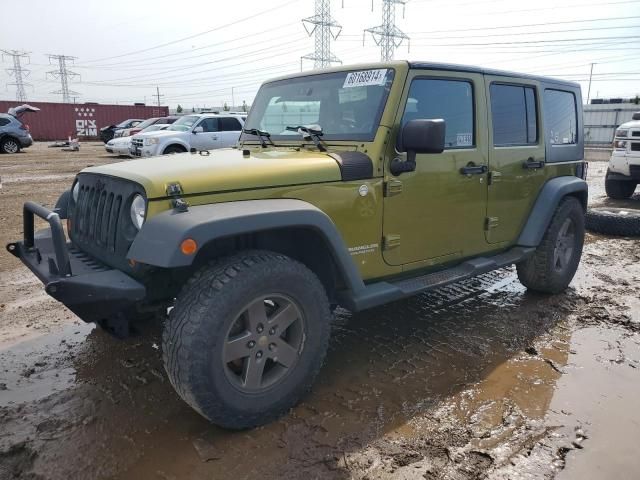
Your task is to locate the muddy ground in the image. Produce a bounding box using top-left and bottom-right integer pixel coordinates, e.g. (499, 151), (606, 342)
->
(1, 144), (639, 480)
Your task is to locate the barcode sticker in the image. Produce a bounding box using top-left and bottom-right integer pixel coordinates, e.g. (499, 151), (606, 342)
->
(343, 69), (388, 88)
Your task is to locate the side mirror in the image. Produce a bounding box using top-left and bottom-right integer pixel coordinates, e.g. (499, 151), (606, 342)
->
(392, 119), (446, 175)
(193, 126), (204, 134)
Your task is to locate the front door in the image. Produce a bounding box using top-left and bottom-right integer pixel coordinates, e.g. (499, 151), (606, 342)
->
(484, 77), (546, 244)
(191, 117), (220, 150)
(382, 70), (490, 268)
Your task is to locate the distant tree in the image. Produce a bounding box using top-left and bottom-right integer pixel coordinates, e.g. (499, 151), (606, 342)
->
(223, 102), (230, 111)
(634, 95), (640, 105)
(176, 104), (183, 113)
(191, 106), (195, 113)
(242, 100), (248, 112)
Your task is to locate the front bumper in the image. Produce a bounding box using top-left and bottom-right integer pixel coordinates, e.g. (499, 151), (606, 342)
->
(6, 202), (146, 323)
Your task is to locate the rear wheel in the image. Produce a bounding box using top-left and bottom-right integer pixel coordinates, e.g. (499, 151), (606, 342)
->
(0, 137), (20, 154)
(605, 170), (637, 199)
(163, 250), (331, 429)
(517, 196), (585, 294)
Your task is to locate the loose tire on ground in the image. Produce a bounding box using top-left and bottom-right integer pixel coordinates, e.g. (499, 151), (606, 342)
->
(605, 170), (637, 199)
(517, 196), (585, 294)
(163, 250), (331, 429)
(0, 137), (20, 154)
(585, 207), (640, 237)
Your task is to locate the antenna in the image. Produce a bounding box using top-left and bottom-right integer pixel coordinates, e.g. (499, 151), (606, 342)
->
(301, 0), (342, 70)
(364, 0), (410, 61)
(2, 50), (32, 102)
(46, 54), (80, 103)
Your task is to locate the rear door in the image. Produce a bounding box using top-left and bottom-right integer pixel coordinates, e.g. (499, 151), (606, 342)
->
(485, 77), (546, 244)
(217, 116), (243, 148)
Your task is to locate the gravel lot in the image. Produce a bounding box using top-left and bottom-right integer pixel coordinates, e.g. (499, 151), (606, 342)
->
(1, 144), (639, 480)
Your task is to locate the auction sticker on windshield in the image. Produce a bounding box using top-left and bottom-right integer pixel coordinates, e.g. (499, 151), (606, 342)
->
(343, 69), (388, 88)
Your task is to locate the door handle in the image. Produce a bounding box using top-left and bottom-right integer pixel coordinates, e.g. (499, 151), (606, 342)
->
(523, 157), (544, 169)
(460, 163), (488, 175)
(212, 136), (218, 140)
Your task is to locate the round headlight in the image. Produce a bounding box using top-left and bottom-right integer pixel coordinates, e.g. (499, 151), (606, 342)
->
(130, 194), (146, 229)
(72, 182), (80, 202)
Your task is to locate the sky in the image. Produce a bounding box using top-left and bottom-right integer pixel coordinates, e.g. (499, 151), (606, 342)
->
(1, 0), (639, 108)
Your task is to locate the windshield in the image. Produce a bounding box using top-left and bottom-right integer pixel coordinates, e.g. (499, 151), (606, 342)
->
(168, 115), (199, 131)
(141, 124), (168, 133)
(243, 68), (395, 142)
(132, 117), (157, 130)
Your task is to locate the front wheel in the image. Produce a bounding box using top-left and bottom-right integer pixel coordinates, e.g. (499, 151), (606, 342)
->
(163, 250), (331, 429)
(517, 196), (585, 294)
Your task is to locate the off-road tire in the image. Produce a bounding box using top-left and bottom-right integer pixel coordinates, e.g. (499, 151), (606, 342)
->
(605, 170), (637, 199)
(517, 196), (585, 294)
(0, 137), (20, 154)
(163, 145), (186, 155)
(163, 250), (331, 429)
(585, 207), (640, 236)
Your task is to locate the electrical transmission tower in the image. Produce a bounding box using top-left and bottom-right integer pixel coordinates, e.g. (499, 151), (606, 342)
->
(2, 50), (31, 102)
(46, 54), (80, 103)
(301, 0), (342, 70)
(364, 0), (410, 61)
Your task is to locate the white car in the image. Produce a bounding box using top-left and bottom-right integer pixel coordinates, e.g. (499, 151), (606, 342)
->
(607, 112), (640, 199)
(129, 114), (245, 158)
(105, 124), (171, 156)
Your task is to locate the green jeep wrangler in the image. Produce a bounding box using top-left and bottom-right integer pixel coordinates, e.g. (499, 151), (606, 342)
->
(8, 61), (587, 429)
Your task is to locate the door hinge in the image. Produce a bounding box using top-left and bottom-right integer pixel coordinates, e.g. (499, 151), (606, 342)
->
(488, 171), (502, 186)
(384, 179), (403, 197)
(485, 217), (499, 230)
(383, 234), (401, 250)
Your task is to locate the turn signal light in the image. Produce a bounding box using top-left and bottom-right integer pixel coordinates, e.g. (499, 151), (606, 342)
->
(180, 238), (198, 255)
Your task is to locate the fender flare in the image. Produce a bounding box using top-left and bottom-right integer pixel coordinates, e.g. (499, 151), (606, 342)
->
(517, 176), (588, 247)
(54, 189), (71, 219)
(127, 198), (366, 294)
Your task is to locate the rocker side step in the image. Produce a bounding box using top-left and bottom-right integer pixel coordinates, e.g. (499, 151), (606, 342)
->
(391, 246), (535, 296)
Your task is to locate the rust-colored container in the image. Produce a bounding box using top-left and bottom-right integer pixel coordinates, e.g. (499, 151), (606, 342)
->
(0, 100), (169, 141)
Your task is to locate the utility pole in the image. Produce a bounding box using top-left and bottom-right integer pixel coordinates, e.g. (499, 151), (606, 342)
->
(153, 86), (164, 106)
(231, 87), (235, 110)
(364, 0), (410, 61)
(301, 0), (342, 70)
(46, 54), (80, 103)
(586, 63), (595, 105)
(2, 50), (31, 102)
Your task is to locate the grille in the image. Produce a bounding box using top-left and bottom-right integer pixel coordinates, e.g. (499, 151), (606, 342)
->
(131, 138), (143, 157)
(632, 131), (640, 137)
(132, 138), (143, 147)
(631, 142), (640, 152)
(73, 183), (123, 252)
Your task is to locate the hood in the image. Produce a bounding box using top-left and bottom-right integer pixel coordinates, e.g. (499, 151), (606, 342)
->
(8, 104), (40, 118)
(619, 119), (640, 130)
(133, 129), (184, 139)
(83, 148), (343, 199)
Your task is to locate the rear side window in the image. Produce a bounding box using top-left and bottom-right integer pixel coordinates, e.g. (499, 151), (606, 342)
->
(401, 78), (475, 149)
(490, 84), (537, 146)
(219, 117), (242, 131)
(544, 89), (578, 145)
(0, 118), (10, 127)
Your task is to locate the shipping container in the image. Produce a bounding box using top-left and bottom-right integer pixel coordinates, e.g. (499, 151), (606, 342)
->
(0, 100), (169, 141)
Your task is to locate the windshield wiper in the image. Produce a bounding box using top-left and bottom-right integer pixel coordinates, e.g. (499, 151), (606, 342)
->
(242, 128), (274, 148)
(285, 125), (327, 152)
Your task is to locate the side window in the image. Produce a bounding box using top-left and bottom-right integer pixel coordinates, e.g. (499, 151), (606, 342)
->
(219, 117), (242, 131)
(544, 89), (578, 145)
(490, 84), (537, 146)
(0, 118), (10, 127)
(401, 78), (474, 149)
(197, 118), (218, 132)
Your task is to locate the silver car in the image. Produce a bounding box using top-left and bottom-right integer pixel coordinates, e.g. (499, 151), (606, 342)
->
(0, 104), (38, 154)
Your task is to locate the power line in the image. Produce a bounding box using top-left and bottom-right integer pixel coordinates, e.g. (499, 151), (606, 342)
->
(46, 54), (80, 103)
(301, 0), (342, 69)
(364, 0), (410, 61)
(2, 50), (31, 102)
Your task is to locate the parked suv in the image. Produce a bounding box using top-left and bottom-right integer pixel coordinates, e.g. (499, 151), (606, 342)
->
(606, 112), (640, 198)
(129, 113), (244, 157)
(0, 104), (39, 153)
(8, 61), (587, 430)
(99, 118), (143, 143)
